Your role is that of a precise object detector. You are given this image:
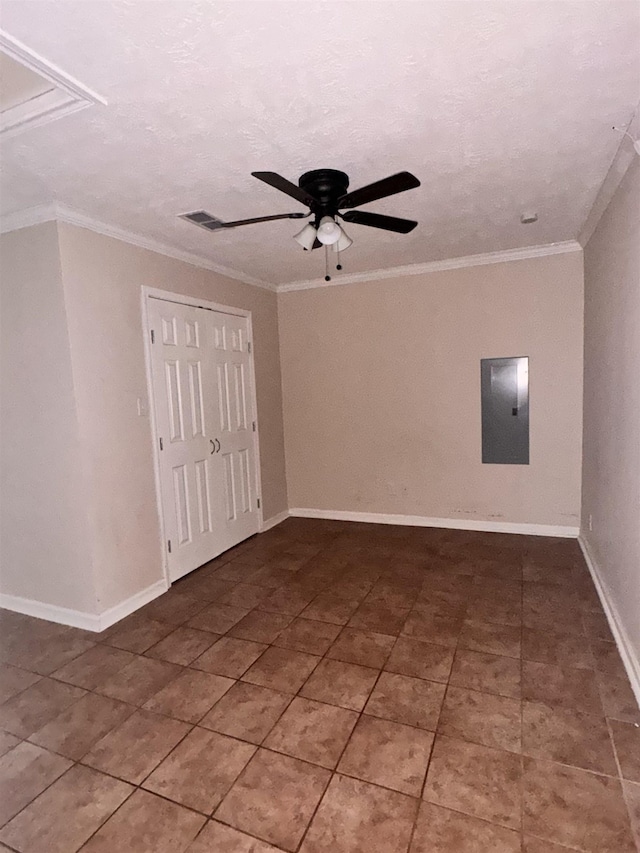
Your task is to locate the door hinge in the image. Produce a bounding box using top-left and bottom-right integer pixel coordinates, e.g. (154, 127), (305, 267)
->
(150, 329), (155, 343)
(252, 421), (256, 432)
(159, 437), (163, 451)
(167, 539), (172, 553)
(248, 341), (252, 353)
(257, 498), (261, 509)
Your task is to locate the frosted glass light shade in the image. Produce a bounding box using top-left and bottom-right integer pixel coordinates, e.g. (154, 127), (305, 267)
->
(317, 216), (341, 245)
(293, 223), (317, 250)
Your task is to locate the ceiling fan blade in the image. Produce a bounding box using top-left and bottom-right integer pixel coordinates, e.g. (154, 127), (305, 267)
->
(221, 212), (308, 228)
(252, 172), (317, 207)
(341, 210), (418, 233)
(338, 171), (420, 209)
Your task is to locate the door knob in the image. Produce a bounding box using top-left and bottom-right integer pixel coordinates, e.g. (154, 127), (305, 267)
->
(210, 438), (221, 454)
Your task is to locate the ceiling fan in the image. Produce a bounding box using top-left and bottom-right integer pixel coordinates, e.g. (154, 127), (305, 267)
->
(181, 169), (420, 280)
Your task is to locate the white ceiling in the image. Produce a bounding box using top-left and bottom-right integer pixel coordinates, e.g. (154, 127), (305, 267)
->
(1, 1), (638, 286)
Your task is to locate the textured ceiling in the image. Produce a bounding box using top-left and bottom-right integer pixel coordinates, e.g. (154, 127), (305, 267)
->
(1, 1), (638, 285)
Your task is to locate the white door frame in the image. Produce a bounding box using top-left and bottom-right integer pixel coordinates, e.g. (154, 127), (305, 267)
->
(141, 285), (264, 588)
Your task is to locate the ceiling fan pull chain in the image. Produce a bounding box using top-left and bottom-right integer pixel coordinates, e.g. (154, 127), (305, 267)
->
(325, 244), (331, 282)
(336, 248), (342, 272)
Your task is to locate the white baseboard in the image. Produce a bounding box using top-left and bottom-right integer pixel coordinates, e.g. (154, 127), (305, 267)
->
(0, 578), (169, 633)
(96, 578), (169, 632)
(578, 536), (640, 708)
(260, 509), (290, 532)
(0, 593), (102, 631)
(289, 508), (579, 538)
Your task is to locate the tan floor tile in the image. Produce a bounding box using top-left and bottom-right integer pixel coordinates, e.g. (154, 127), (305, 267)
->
(186, 820), (281, 852)
(348, 602), (411, 635)
(229, 610), (293, 643)
(257, 586), (316, 616)
(0, 678), (86, 738)
(591, 639), (628, 679)
(449, 649), (521, 698)
(400, 610), (462, 646)
(219, 583), (270, 609)
(191, 636), (267, 678)
(200, 681), (291, 744)
(410, 802), (521, 852)
(522, 661), (604, 716)
(83, 709), (190, 784)
(0, 764), (132, 852)
(458, 620), (521, 658)
(0, 742), (71, 827)
(28, 692), (134, 760)
(521, 837), (579, 853)
(51, 644), (135, 690)
(465, 596), (522, 627)
(143, 726), (255, 813)
(610, 719), (640, 782)
(338, 714), (433, 796)
(523, 756), (636, 851)
(215, 749), (330, 852)
(423, 735), (521, 830)
(1, 631), (95, 677)
(300, 658), (379, 711)
(82, 788), (205, 852)
(522, 627), (594, 669)
(138, 590), (208, 625)
(438, 686), (521, 753)
(300, 593), (361, 625)
(143, 669), (234, 723)
(582, 611), (615, 642)
(264, 696), (358, 769)
(300, 773), (418, 853)
(0, 731), (19, 758)
(145, 627), (217, 665)
(0, 664), (41, 704)
(187, 603), (250, 634)
(273, 617), (341, 655)
(597, 672), (640, 723)
(103, 615), (173, 653)
(94, 656), (181, 705)
(365, 671), (445, 730)
(522, 700), (618, 775)
(624, 780), (640, 850)
(385, 637), (454, 683)
(326, 628), (395, 668)
(242, 647), (320, 694)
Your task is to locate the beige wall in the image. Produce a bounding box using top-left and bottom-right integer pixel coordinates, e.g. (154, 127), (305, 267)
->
(279, 252), (584, 528)
(57, 223), (288, 611)
(0, 223), (97, 612)
(582, 157), (640, 666)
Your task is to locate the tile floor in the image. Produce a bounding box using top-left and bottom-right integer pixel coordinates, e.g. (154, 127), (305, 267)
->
(0, 518), (639, 852)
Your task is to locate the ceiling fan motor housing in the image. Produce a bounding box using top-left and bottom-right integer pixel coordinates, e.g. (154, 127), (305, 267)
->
(298, 169), (349, 222)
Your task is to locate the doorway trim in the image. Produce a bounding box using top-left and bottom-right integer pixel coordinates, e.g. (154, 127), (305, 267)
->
(141, 285), (264, 588)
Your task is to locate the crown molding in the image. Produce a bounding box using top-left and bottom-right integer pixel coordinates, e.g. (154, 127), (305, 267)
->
(0, 203), (58, 233)
(277, 240), (583, 293)
(0, 29), (106, 139)
(1, 202), (581, 295)
(0, 202), (277, 291)
(578, 103), (640, 248)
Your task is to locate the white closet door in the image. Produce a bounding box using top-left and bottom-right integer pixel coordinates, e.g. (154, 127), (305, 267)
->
(148, 298), (259, 581)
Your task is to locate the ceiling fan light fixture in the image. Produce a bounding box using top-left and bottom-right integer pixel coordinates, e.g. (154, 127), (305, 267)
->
(317, 216), (342, 245)
(293, 222), (318, 250)
(332, 226), (353, 252)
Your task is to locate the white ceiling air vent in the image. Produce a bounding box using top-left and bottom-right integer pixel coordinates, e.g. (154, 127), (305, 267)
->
(179, 211), (226, 231)
(0, 29), (105, 139)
